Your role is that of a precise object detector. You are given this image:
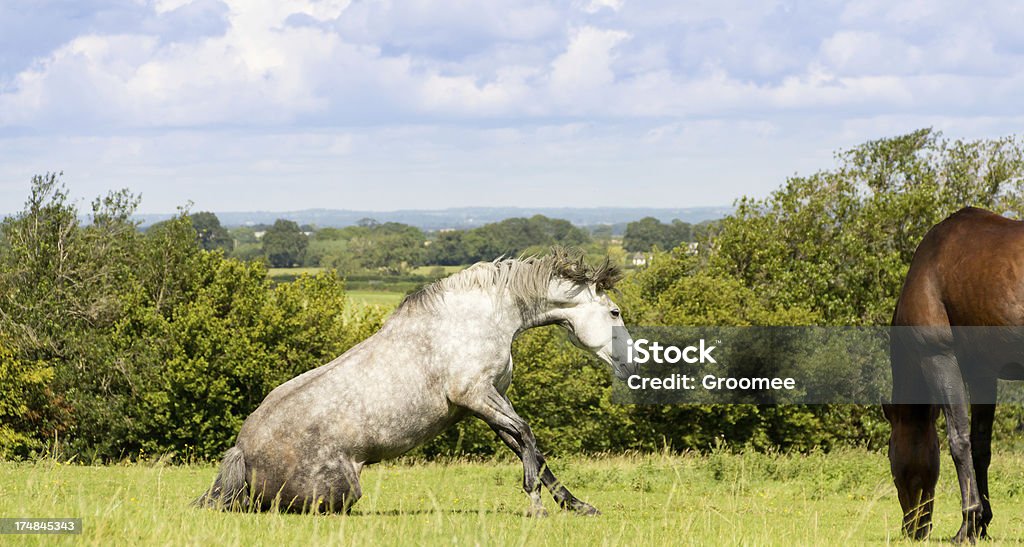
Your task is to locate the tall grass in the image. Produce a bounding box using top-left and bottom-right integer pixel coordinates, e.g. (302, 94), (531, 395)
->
(3, 449), (1024, 545)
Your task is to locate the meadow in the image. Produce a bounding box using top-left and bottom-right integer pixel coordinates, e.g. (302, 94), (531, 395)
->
(344, 289), (405, 307)
(266, 266), (460, 307)
(3, 449), (1024, 545)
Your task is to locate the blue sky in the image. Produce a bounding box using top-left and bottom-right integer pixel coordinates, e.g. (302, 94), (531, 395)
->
(1, 0), (1022, 213)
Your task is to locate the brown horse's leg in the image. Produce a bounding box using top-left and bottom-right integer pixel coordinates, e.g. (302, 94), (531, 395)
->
(929, 354), (983, 542)
(968, 377), (997, 538)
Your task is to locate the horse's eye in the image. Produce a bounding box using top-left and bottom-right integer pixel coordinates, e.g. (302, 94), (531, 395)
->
(610, 309), (621, 318)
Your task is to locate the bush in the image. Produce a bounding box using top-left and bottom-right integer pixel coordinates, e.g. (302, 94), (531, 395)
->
(0, 337), (53, 458)
(0, 175), (383, 461)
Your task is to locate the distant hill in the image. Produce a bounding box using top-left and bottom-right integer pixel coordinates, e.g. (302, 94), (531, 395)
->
(133, 206), (731, 230)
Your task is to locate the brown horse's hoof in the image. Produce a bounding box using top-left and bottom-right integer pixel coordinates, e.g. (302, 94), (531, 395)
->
(951, 529), (979, 544)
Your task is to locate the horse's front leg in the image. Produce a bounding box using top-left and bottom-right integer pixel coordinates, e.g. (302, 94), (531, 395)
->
(930, 355), (983, 543)
(462, 388), (546, 516)
(489, 422), (600, 515)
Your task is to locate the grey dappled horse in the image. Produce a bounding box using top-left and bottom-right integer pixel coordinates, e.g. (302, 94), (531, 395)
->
(195, 250), (634, 516)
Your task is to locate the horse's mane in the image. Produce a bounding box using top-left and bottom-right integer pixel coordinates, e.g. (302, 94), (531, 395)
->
(397, 247), (622, 313)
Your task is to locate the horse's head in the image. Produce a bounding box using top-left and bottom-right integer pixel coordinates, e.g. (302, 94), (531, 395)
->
(882, 401), (940, 540)
(547, 277), (635, 380)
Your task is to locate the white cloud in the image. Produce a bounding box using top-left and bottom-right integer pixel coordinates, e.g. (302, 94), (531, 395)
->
(3, 0), (1023, 128)
(582, 0), (625, 14)
(1, 0), (1023, 211)
(154, 0), (199, 15)
(549, 27), (630, 106)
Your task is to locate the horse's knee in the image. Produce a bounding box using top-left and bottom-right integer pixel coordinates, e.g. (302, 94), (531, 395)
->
(344, 477), (362, 508)
(338, 461), (363, 512)
(946, 429), (972, 460)
(307, 460), (363, 513)
(315, 480), (361, 513)
(953, 444), (974, 470)
(522, 469), (540, 493)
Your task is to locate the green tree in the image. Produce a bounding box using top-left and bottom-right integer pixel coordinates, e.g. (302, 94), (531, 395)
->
(623, 217), (693, 252)
(704, 128), (1024, 325)
(434, 215), (591, 264)
(0, 174), (152, 456)
(347, 222), (425, 273)
(426, 231), (470, 265)
(615, 129), (1024, 451)
(0, 175), (385, 460)
(262, 219), (308, 267)
(0, 335), (53, 457)
(190, 212), (233, 252)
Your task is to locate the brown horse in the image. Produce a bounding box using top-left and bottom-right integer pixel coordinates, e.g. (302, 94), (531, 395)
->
(883, 207), (1024, 542)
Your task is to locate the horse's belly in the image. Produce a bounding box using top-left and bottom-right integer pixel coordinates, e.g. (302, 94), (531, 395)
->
(999, 362), (1024, 380)
(357, 403), (467, 461)
(239, 381), (458, 466)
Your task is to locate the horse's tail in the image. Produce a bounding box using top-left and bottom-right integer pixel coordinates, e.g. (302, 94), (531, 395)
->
(193, 446), (249, 511)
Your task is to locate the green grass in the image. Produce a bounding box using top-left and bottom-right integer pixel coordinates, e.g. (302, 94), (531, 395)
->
(263, 268), (408, 309)
(345, 290), (405, 307)
(265, 266), (461, 298)
(266, 265), (467, 281)
(265, 265), (462, 308)
(266, 267), (327, 279)
(4, 449), (1024, 545)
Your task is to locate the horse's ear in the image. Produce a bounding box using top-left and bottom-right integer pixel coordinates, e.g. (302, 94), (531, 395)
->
(880, 396), (894, 423)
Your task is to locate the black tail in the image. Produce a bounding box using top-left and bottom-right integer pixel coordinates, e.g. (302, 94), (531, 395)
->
(193, 446), (249, 510)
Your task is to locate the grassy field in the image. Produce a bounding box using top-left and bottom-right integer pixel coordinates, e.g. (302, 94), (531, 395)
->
(345, 289), (405, 307)
(266, 266), (466, 309)
(266, 267), (327, 279)
(265, 268), (406, 309)
(3, 449), (1024, 545)
(266, 265), (466, 282)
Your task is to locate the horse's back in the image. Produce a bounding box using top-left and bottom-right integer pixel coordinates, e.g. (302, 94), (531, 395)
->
(895, 207), (1024, 327)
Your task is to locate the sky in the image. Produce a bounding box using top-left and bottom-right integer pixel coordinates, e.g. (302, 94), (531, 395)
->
(1, 0), (1023, 214)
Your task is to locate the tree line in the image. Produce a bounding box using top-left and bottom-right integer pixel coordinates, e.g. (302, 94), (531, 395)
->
(185, 209), (703, 273)
(621, 217), (715, 253)
(3, 129), (1023, 462)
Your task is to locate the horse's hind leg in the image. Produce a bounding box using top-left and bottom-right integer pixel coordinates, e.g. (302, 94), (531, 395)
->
(927, 353), (983, 542)
(968, 376), (997, 537)
(489, 424), (599, 515)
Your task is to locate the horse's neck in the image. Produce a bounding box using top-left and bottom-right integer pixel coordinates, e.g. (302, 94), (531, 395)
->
(400, 288), (530, 336)
(391, 284), (567, 348)
(517, 301), (566, 333)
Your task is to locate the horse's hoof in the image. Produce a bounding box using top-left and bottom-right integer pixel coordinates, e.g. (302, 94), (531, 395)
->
(951, 530), (978, 544)
(526, 506), (548, 518)
(569, 502), (600, 516)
